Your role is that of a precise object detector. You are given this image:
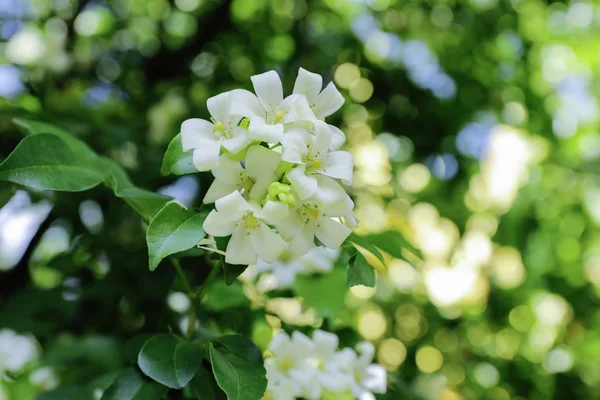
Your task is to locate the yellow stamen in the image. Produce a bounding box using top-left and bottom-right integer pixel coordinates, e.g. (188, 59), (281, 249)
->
(242, 179), (254, 192)
(245, 214), (257, 229)
(279, 358), (294, 372)
(279, 249), (292, 262)
(311, 209), (319, 218)
(307, 159), (323, 170)
(213, 121), (224, 132)
(274, 110), (286, 122)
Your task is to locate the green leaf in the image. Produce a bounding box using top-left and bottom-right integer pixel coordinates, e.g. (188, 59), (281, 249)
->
(161, 134), (196, 176)
(146, 202), (207, 271)
(212, 336), (263, 363)
(189, 365), (218, 400)
(203, 280), (249, 311)
(366, 231), (421, 259)
(36, 386), (95, 400)
(137, 334), (204, 389)
(208, 342), (267, 400)
(0, 134), (107, 192)
(102, 158), (171, 221)
(347, 232), (385, 265)
(346, 251), (376, 287)
(214, 236), (248, 285)
(100, 368), (168, 400)
(295, 268), (347, 318)
(13, 117), (97, 160)
(124, 334), (155, 364)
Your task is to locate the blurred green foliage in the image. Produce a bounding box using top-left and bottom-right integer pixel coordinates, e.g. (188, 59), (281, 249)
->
(2, 0), (600, 399)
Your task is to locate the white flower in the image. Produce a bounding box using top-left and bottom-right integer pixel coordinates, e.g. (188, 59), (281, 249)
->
(0, 329), (39, 375)
(276, 179), (354, 256)
(334, 342), (388, 399)
(203, 190), (288, 265)
(293, 67), (345, 119)
(203, 145), (282, 203)
(181, 90), (251, 171)
(255, 246), (339, 290)
(233, 71), (316, 143)
(266, 331), (321, 399)
(29, 367), (60, 391)
(263, 330), (387, 400)
(284, 121), (353, 200)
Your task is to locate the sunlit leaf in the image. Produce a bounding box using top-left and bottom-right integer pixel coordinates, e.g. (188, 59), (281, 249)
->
(146, 201), (207, 270)
(346, 251), (375, 287)
(366, 231), (421, 259)
(161, 134), (196, 176)
(0, 134), (107, 191)
(295, 267), (347, 318)
(102, 158), (171, 221)
(347, 232), (385, 265)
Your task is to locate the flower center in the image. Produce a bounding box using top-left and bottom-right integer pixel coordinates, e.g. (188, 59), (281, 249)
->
(242, 179), (255, 193)
(274, 110), (287, 123)
(306, 159), (323, 171)
(267, 182), (296, 207)
(311, 208), (320, 218)
(245, 214), (258, 229)
(213, 121), (224, 132)
(278, 358), (294, 372)
(279, 249), (292, 262)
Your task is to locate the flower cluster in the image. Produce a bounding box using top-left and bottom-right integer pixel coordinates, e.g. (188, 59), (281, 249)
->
(253, 246), (339, 290)
(264, 330), (387, 400)
(181, 68), (357, 265)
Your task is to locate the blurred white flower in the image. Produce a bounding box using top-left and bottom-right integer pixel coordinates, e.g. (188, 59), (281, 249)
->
(0, 329), (40, 375)
(264, 330), (387, 400)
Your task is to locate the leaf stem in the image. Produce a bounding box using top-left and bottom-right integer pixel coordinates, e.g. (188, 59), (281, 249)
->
(171, 258), (220, 340)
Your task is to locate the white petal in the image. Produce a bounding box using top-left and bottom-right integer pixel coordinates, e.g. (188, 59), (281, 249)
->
(289, 225), (315, 256)
(251, 70), (283, 111)
(314, 217), (351, 249)
(328, 124), (346, 150)
(229, 89), (265, 118)
(283, 94), (316, 122)
(214, 190), (251, 221)
(248, 117), (284, 143)
(181, 119), (213, 151)
(356, 341), (376, 364)
(321, 151), (353, 184)
(318, 370), (354, 393)
(245, 145), (282, 179)
(268, 332), (291, 354)
(221, 127), (251, 154)
(203, 181), (237, 204)
(311, 121), (332, 158)
(212, 156), (244, 185)
(275, 210), (304, 240)
(362, 364), (387, 394)
(192, 140), (221, 171)
(282, 128), (310, 164)
(255, 201), (289, 225)
(293, 68), (323, 103)
(226, 225), (257, 265)
(287, 166), (318, 200)
(203, 210), (236, 237)
(312, 330), (339, 359)
(312, 82), (344, 118)
(250, 223), (286, 263)
(290, 331), (314, 356)
(207, 92), (231, 122)
(311, 176), (348, 211)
